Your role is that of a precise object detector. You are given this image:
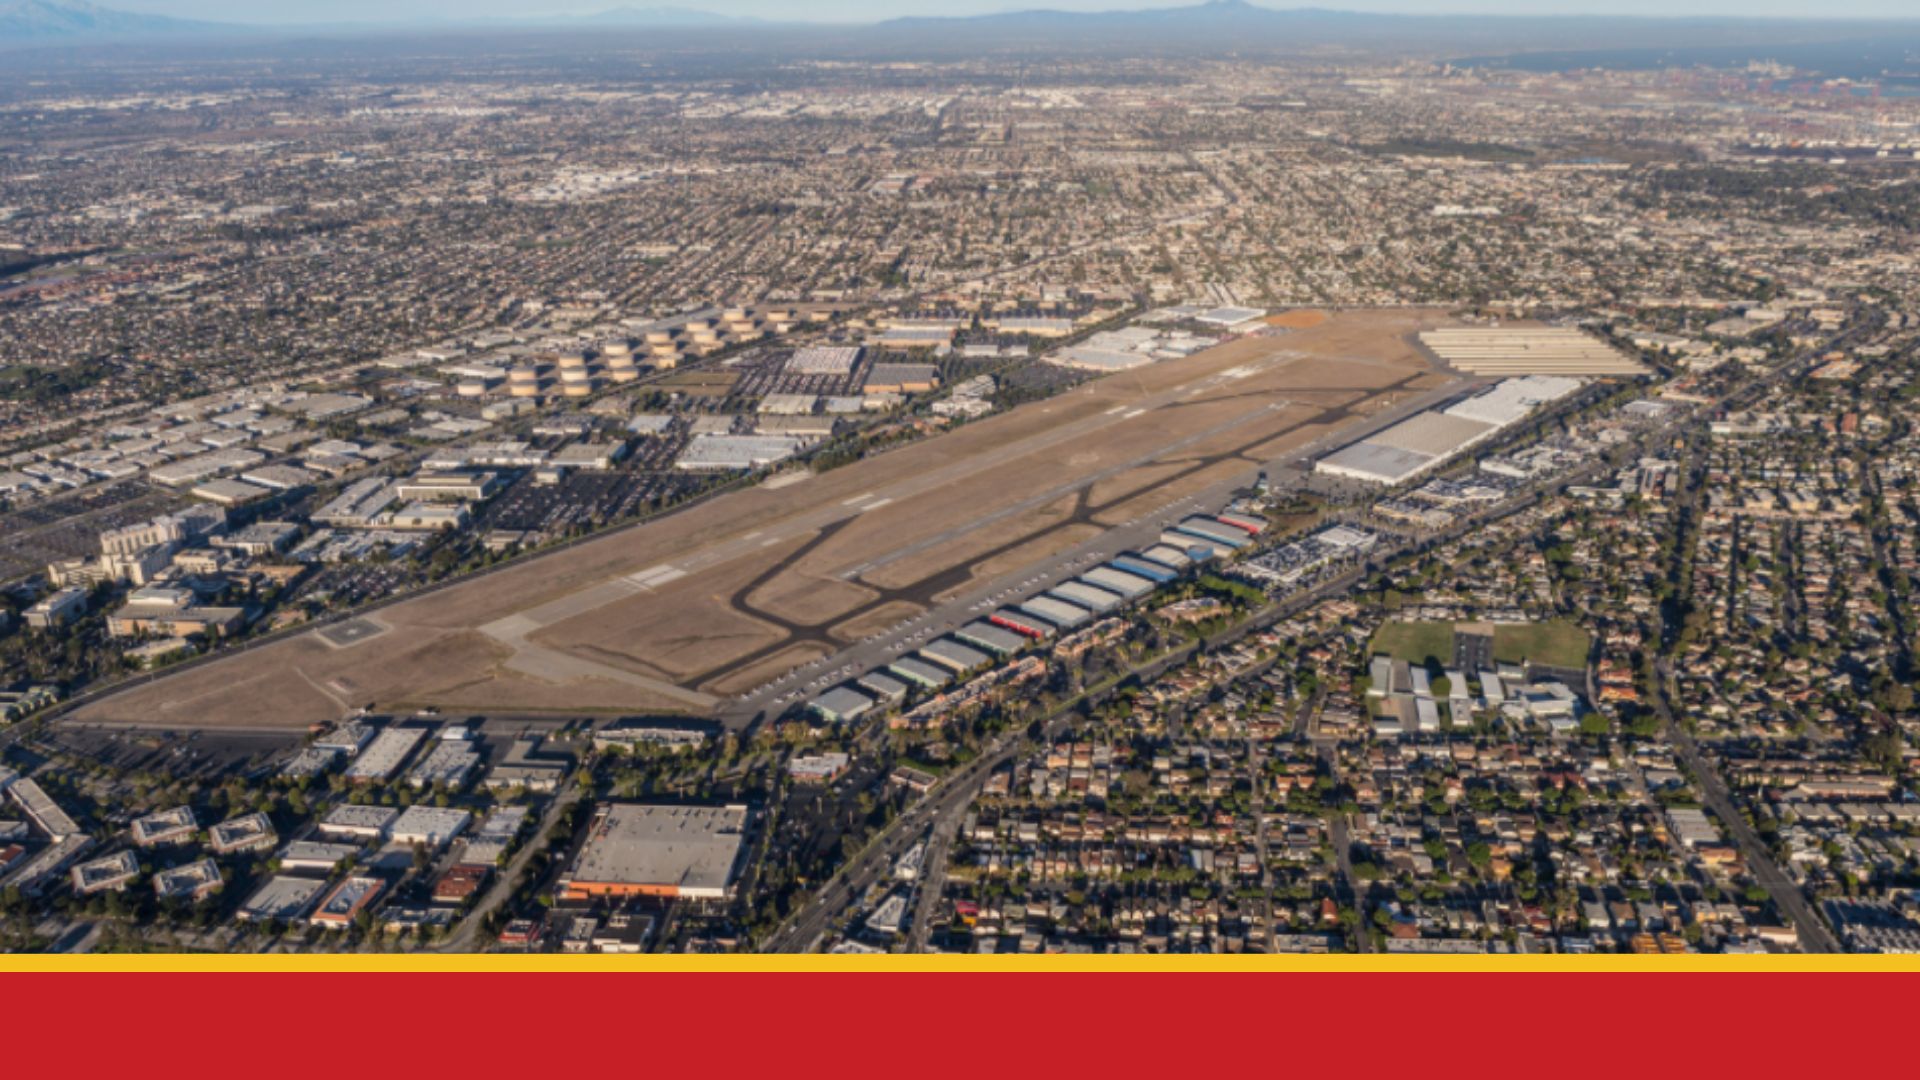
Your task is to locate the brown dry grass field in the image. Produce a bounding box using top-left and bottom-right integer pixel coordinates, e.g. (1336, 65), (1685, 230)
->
(68, 307), (1456, 730)
(1265, 309), (1330, 329)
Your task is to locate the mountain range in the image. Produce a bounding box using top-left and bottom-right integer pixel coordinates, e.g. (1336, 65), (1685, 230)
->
(0, 0), (221, 38)
(3, 0), (1917, 55)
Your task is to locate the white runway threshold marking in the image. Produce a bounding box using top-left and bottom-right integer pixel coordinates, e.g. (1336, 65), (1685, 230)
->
(625, 564), (686, 589)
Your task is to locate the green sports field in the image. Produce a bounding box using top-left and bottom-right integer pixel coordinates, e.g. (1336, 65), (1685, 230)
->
(1370, 620), (1590, 670)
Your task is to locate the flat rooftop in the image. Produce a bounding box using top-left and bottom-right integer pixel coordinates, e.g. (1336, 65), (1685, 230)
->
(1419, 327), (1647, 376)
(564, 803), (747, 897)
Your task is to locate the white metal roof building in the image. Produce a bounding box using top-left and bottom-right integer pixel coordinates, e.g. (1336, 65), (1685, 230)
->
(408, 741), (481, 790)
(318, 804), (399, 840)
(560, 803), (749, 901)
(1160, 533), (1222, 559)
(388, 805), (472, 850)
(920, 638), (991, 674)
(276, 840), (362, 871)
(757, 393), (819, 415)
(8, 778), (81, 841)
(784, 346), (863, 375)
(954, 621), (1028, 656)
(1195, 306), (1267, 327)
(1018, 596), (1091, 631)
(1313, 441), (1438, 485)
(1174, 518), (1250, 549)
(888, 657), (954, 689)
(856, 671), (909, 704)
(1364, 412), (1497, 458)
(1418, 327), (1646, 377)
(1050, 581), (1124, 614)
(674, 434), (808, 471)
(1443, 375), (1585, 427)
(1140, 545), (1193, 569)
(343, 727), (426, 782)
(1082, 566), (1154, 600)
(809, 686), (876, 723)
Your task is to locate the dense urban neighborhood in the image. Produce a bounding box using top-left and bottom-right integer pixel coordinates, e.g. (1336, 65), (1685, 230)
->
(3, 6), (1920, 956)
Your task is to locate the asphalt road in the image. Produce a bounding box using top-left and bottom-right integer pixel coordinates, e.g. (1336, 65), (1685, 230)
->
(1634, 341), (1842, 954)
(1653, 678), (1839, 952)
(764, 735), (1022, 953)
(440, 774), (584, 953)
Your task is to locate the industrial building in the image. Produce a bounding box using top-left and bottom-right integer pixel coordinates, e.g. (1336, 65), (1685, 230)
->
(919, 638), (991, 674)
(8, 777), (80, 841)
(1049, 581), (1123, 615)
(674, 433), (808, 472)
(862, 363), (940, 393)
(871, 326), (954, 350)
(1173, 518), (1251, 550)
(888, 657), (955, 690)
(238, 875), (324, 922)
(408, 740), (481, 790)
(1194, 305), (1268, 328)
(318, 804), (399, 841)
(1082, 566), (1155, 600)
(1312, 441), (1437, 485)
(343, 727), (426, 782)
(483, 737), (567, 793)
(275, 840), (360, 872)
(1019, 596), (1091, 631)
(757, 393), (819, 416)
(1314, 375), (1584, 485)
(856, 671), (910, 705)
(1141, 545), (1194, 569)
(1418, 327), (1647, 376)
(1160, 532), (1222, 560)
(990, 608), (1056, 638)
(955, 621), (1027, 656)
(809, 686), (875, 723)
(785, 346), (863, 376)
(388, 805), (471, 851)
(558, 803), (749, 901)
(1109, 556), (1177, 584)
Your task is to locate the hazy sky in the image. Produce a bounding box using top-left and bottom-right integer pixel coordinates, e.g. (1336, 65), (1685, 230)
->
(104, 1), (1920, 27)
